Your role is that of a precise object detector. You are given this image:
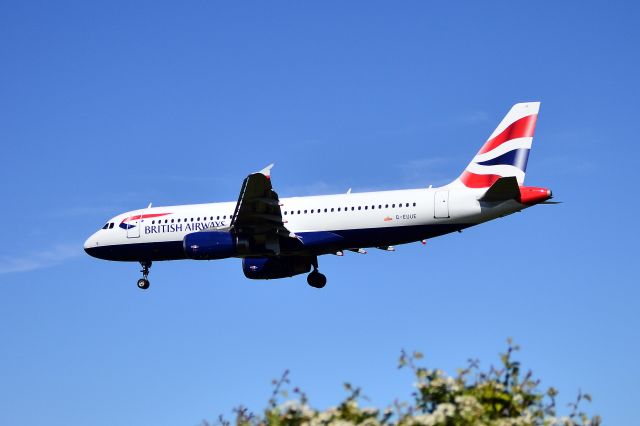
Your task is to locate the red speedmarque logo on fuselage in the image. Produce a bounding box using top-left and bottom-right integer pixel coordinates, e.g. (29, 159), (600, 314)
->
(119, 213), (172, 230)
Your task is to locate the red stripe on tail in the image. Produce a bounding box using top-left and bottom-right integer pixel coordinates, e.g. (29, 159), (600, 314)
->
(460, 171), (502, 188)
(478, 114), (537, 155)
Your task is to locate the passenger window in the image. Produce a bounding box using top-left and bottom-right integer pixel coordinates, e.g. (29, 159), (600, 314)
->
(324, 208), (327, 212)
(331, 208), (334, 212)
(217, 216), (220, 220)
(413, 202), (416, 207)
(406, 203), (410, 207)
(392, 204), (396, 208)
(399, 204), (402, 208)
(337, 208), (341, 212)
(223, 215), (227, 219)
(284, 211), (288, 215)
(304, 210), (308, 214)
(385, 204), (389, 208)
(311, 209), (314, 213)
(371, 205), (375, 209)
(151, 221), (155, 225)
(364, 206), (368, 210)
(171, 219), (174, 223)
(164, 219), (168, 223)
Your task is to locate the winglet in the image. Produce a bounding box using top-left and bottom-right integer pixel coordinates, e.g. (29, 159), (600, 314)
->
(258, 164), (274, 179)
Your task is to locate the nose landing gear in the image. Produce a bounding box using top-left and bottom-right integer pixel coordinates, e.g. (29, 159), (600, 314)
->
(137, 261), (151, 289)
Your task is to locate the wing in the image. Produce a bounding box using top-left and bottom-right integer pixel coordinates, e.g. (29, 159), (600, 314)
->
(229, 164), (294, 254)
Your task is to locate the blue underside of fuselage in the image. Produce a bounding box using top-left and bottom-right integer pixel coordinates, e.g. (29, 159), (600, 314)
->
(84, 223), (473, 262)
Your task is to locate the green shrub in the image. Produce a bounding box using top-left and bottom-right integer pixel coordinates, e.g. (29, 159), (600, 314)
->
(209, 340), (600, 426)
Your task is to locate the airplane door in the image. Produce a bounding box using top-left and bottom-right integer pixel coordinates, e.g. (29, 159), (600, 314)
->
(434, 191), (450, 218)
(127, 213), (141, 238)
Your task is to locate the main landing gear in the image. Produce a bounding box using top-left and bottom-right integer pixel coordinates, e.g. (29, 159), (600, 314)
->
(307, 257), (327, 289)
(137, 261), (151, 290)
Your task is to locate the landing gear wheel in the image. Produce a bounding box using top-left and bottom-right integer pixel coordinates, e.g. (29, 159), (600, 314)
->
(307, 271), (327, 289)
(137, 261), (152, 290)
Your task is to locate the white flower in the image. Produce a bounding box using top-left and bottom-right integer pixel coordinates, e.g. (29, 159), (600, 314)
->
(328, 420), (355, 426)
(412, 413), (437, 426)
(360, 418), (381, 426)
(361, 407), (378, 415)
(435, 403), (455, 417)
(345, 400), (359, 411)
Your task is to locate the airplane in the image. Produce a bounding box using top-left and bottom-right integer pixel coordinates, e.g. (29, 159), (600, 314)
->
(84, 102), (553, 290)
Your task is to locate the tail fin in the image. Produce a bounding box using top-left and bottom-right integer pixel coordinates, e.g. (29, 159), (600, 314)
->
(454, 102), (540, 188)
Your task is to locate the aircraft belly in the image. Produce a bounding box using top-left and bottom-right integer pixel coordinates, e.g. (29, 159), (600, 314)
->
(84, 240), (185, 262)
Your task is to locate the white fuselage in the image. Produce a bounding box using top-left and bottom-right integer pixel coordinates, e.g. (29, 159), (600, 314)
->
(84, 185), (524, 262)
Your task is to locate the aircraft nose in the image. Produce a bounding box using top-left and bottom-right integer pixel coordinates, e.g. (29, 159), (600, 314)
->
(84, 232), (99, 256)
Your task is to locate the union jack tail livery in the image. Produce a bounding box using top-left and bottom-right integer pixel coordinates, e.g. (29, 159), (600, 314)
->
(455, 102), (539, 188)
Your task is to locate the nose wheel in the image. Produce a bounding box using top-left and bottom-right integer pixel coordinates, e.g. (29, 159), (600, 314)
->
(137, 261), (151, 290)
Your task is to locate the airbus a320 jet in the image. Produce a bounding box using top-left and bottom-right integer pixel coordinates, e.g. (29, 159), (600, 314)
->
(85, 102), (553, 289)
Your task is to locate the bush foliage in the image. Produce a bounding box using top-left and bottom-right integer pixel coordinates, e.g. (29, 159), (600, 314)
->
(209, 340), (600, 426)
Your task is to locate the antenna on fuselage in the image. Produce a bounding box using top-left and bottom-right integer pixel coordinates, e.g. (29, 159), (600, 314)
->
(347, 188), (352, 194)
(147, 202), (152, 209)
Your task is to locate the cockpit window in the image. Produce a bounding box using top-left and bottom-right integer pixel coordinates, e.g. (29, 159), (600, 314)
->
(109, 223), (114, 229)
(102, 223), (109, 229)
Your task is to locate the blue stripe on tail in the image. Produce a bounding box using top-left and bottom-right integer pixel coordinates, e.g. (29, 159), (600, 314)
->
(476, 148), (530, 172)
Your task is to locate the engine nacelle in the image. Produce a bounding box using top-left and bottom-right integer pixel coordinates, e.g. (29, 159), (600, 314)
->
(183, 231), (242, 260)
(243, 256), (313, 280)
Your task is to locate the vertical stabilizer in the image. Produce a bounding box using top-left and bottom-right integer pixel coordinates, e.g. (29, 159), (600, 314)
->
(453, 102), (540, 188)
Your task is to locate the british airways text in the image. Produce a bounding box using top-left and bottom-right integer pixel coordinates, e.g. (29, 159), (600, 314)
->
(144, 221), (227, 234)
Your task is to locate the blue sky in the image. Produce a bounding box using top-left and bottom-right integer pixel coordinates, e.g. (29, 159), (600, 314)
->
(1, 1), (638, 424)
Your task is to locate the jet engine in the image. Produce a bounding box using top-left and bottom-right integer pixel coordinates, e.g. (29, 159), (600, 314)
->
(183, 231), (250, 260)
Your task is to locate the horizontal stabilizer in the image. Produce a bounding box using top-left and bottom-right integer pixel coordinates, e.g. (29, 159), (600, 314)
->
(479, 176), (520, 202)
